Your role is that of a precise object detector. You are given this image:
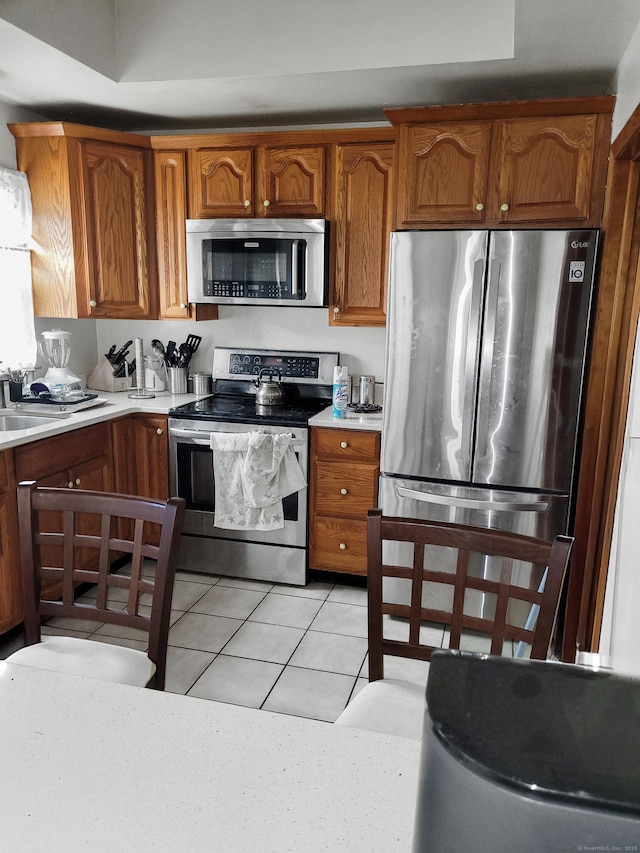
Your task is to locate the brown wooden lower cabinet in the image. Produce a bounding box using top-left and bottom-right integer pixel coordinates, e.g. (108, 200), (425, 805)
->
(309, 427), (380, 576)
(0, 416), (172, 636)
(112, 414), (169, 544)
(0, 450), (21, 633)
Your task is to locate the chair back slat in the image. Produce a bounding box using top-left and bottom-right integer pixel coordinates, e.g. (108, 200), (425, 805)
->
(367, 509), (573, 681)
(16, 481), (185, 689)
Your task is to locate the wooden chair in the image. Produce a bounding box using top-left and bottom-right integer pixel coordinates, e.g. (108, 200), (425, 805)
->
(6, 481), (185, 690)
(335, 509), (574, 739)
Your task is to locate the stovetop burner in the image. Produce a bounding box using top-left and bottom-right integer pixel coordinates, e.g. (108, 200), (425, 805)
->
(169, 392), (331, 427)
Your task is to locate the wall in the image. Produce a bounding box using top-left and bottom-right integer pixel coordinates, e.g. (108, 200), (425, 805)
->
(611, 17), (640, 138)
(0, 99), (44, 168)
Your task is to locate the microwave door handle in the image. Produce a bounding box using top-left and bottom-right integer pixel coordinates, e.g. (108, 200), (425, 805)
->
(396, 486), (549, 512)
(171, 427), (305, 448)
(290, 240), (302, 298)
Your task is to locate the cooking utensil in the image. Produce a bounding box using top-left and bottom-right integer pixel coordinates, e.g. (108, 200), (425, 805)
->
(253, 368), (284, 406)
(112, 340), (133, 364)
(186, 334), (202, 353)
(177, 343), (191, 368)
(165, 340), (177, 366)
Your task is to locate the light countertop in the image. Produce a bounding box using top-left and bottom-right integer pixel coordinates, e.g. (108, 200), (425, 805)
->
(308, 404), (382, 432)
(0, 661), (420, 852)
(0, 389), (205, 450)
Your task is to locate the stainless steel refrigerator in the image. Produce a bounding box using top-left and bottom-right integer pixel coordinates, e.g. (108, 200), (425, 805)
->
(380, 229), (598, 621)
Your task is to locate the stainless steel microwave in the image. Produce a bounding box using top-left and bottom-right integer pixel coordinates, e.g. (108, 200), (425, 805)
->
(186, 218), (328, 307)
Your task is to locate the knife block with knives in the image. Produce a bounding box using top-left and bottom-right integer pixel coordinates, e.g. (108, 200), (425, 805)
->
(86, 340), (135, 392)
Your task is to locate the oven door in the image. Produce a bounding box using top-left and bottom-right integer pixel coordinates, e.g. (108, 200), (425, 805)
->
(169, 418), (308, 548)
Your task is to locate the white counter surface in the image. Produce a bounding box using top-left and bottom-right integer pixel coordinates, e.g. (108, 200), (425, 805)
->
(0, 390), (203, 450)
(0, 661), (420, 852)
(309, 405), (382, 432)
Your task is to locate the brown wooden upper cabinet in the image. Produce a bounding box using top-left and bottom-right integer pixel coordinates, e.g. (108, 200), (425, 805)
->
(187, 144), (326, 218)
(9, 122), (157, 319)
(330, 141), (394, 327)
(386, 97), (614, 229)
(154, 150), (218, 321)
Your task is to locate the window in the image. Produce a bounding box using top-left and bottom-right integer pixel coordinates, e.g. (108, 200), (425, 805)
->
(0, 167), (36, 369)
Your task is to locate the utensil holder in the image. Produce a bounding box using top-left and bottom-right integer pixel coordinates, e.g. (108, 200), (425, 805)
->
(167, 367), (188, 395)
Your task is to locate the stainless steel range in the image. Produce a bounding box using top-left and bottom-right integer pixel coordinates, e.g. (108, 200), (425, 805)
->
(168, 347), (339, 585)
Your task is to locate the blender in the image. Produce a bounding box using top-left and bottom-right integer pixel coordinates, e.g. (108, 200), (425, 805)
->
(38, 329), (82, 391)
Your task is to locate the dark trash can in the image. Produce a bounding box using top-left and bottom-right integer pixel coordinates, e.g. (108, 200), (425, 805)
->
(413, 650), (640, 853)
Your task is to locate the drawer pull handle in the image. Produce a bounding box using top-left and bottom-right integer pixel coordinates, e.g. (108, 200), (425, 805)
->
(339, 543), (347, 550)
(340, 441), (348, 449)
(156, 428), (164, 435)
(67, 481), (74, 489)
(75, 478), (81, 486)
(340, 488), (348, 495)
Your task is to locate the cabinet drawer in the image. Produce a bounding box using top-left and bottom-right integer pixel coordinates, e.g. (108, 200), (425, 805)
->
(310, 516), (368, 574)
(314, 428), (380, 462)
(15, 423), (111, 482)
(315, 461), (379, 517)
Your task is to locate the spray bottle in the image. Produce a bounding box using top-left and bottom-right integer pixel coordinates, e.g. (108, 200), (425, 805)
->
(332, 365), (349, 419)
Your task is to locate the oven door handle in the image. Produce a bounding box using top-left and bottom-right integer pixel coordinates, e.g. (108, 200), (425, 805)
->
(170, 428), (306, 447)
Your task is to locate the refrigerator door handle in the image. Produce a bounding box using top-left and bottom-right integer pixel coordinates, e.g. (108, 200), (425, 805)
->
(396, 486), (549, 512)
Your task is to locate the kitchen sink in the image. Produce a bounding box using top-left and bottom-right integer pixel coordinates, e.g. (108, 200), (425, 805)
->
(0, 414), (65, 431)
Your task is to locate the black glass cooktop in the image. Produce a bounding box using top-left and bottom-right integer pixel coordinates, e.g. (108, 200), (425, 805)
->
(169, 392), (331, 428)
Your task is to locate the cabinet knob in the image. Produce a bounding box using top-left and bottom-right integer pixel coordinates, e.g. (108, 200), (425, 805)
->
(179, 303), (186, 310)
(333, 306), (340, 314)
(244, 199), (251, 207)
(500, 203), (510, 212)
(67, 481), (74, 489)
(339, 543), (347, 550)
(75, 478), (81, 485)
(475, 203), (484, 211)
(263, 199), (270, 207)
(89, 300), (97, 308)
(340, 488), (348, 495)
(340, 441), (348, 449)
(156, 428), (164, 435)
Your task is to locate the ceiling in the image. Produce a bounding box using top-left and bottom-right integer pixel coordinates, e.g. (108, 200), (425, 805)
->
(0, 0), (639, 132)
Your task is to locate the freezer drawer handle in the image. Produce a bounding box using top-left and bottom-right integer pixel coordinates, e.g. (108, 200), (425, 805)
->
(396, 486), (549, 512)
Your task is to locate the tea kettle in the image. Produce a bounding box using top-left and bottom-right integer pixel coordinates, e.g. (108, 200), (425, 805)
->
(254, 368), (284, 406)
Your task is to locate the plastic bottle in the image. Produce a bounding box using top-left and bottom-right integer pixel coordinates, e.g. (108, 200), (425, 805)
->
(332, 366), (349, 419)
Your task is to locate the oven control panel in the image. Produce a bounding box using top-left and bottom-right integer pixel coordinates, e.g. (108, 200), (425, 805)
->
(212, 347), (339, 385)
(229, 353), (319, 379)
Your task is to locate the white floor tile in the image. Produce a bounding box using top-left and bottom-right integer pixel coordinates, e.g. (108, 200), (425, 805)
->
(248, 592), (323, 629)
(168, 612), (242, 653)
(327, 585), (368, 606)
(169, 579), (214, 611)
(289, 631), (368, 676)
(165, 646), (216, 695)
(189, 585), (267, 619)
(274, 581), (334, 600)
(41, 626), (93, 640)
(175, 570), (220, 585)
(188, 655), (283, 708)
(222, 621), (304, 664)
(90, 635), (148, 652)
(216, 576), (274, 593)
(309, 601), (368, 638)
(262, 666), (356, 722)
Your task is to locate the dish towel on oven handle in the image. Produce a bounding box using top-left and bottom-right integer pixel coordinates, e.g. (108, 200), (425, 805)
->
(209, 431), (307, 530)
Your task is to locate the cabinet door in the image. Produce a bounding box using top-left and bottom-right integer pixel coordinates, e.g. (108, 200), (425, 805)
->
(490, 114), (598, 224)
(331, 142), (394, 326)
(0, 451), (21, 634)
(134, 415), (170, 501)
(396, 123), (491, 226)
(257, 146), (325, 217)
(154, 151), (218, 321)
(188, 148), (253, 217)
(81, 140), (155, 318)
